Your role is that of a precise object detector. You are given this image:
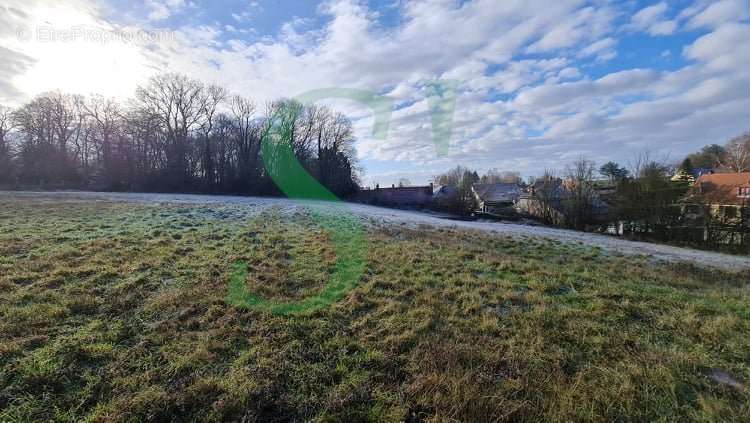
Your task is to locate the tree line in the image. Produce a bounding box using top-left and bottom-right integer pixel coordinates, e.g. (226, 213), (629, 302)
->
(0, 73), (360, 197)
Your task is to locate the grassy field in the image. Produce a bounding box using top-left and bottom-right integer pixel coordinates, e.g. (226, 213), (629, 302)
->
(0, 198), (748, 422)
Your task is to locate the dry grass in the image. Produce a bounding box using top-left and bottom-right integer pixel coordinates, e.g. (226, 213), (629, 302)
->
(0, 198), (748, 422)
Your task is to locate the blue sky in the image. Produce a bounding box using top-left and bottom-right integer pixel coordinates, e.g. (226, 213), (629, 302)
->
(2, 0), (750, 186)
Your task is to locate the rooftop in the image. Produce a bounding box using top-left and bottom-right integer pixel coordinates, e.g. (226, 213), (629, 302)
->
(473, 183), (521, 203)
(694, 172), (750, 205)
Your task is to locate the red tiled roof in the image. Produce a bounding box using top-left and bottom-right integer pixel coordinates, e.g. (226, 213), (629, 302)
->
(694, 172), (750, 205)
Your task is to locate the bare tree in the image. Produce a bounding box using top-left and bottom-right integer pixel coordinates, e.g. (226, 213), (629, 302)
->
(479, 169), (522, 184)
(311, 105), (332, 183)
(433, 166), (478, 215)
(0, 105), (16, 183)
(211, 113), (235, 190)
(13, 92), (82, 184)
(323, 111), (358, 193)
(197, 84), (227, 188)
(261, 99), (304, 185)
(481, 168), (503, 184)
(434, 165), (471, 187)
(397, 178), (411, 187)
(563, 158), (597, 229)
(230, 95), (260, 185)
(136, 73), (208, 189)
(721, 134), (750, 172)
(2, 73), (361, 197)
(628, 150), (656, 179)
(82, 95), (122, 185)
(0, 106), (14, 143)
(532, 169), (562, 226)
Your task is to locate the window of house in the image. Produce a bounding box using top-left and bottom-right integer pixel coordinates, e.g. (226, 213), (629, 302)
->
(739, 187), (750, 198)
(722, 206), (737, 218)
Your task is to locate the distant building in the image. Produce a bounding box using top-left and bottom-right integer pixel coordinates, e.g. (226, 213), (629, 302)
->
(516, 178), (566, 224)
(688, 172), (750, 217)
(516, 178), (611, 224)
(682, 172), (750, 244)
(471, 183), (522, 215)
(671, 167), (716, 183)
(352, 183), (434, 207)
(432, 185), (458, 209)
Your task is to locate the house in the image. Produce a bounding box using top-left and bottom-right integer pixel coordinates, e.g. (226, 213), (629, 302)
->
(432, 185), (458, 209)
(471, 183), (521, 215)
(517, 178), (611, 225)
(681, 172), (750, 245)
(352, 183), (434, 207)
(671, 167), (716, 183)
(516, 178), (565, 224)
(687, 172), (750, 220)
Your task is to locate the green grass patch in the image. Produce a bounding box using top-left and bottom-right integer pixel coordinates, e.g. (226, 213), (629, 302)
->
(227, 210), (367, 315)
(0, 198), (748, 421)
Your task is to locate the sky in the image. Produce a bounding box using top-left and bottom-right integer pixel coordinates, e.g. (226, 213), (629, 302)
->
(1, 0), (749, 187)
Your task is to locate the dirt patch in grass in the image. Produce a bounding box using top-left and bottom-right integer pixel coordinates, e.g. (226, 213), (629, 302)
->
(0, 198), (748, 421)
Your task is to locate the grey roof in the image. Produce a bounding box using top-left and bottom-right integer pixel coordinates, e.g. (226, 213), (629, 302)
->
(472, 183), (521, 204)
(433, 185), (458, 198)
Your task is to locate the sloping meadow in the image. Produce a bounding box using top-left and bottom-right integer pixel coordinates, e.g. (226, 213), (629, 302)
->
(0, 198), (748, 421)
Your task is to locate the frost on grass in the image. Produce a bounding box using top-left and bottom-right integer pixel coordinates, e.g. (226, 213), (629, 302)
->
(0, 197), (748, 422)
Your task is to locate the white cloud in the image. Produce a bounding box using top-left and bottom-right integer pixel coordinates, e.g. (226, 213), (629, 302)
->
(683, 23), (750, 70)
(145, 1), (750, 182)
(146, 0), (186, 21)
(557, 67), (581, 80)
(514, 69), (658, 111)
(687, 0), (750, 29)
(527, 6), (615, 53)
(648, 20), (678, 35)
(3, 0), (750, 184)
(231, 2), (261, 25)
(578, 37), (617, 61)
(630, 2), (677, 35)
(632, 2), (668, 25)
